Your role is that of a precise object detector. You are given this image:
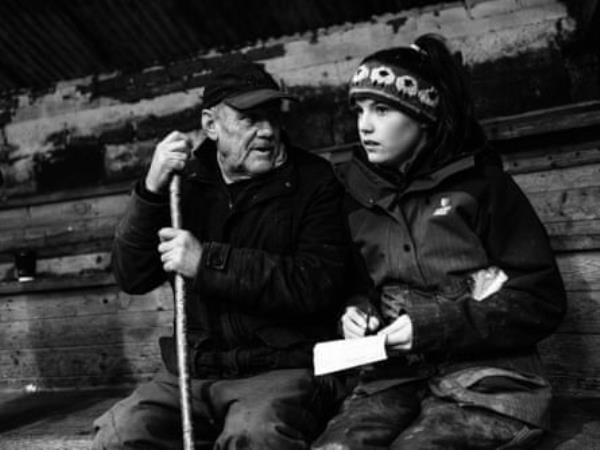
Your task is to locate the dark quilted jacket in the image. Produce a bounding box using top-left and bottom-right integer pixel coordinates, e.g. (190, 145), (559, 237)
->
(112, 140), (350, 377)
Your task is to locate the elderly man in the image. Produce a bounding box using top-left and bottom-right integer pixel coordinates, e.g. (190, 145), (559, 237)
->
(92, 62), (349, 449)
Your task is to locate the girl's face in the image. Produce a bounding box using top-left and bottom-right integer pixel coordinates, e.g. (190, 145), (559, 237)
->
(354, 98), (428, 168)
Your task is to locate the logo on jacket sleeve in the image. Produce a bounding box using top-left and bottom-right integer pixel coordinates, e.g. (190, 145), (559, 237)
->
(433, 197), (452, 216)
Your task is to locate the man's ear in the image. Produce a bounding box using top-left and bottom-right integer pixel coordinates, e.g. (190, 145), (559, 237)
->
(201, 109), (218, 141)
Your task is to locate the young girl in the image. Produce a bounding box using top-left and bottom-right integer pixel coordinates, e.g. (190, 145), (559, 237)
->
(312, 34), (566, 450)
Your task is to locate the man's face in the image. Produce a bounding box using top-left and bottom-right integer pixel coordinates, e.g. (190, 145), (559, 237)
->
(206, 102), (285, 181)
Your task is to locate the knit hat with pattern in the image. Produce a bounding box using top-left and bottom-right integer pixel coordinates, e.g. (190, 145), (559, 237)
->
(349, 46), (440, 123)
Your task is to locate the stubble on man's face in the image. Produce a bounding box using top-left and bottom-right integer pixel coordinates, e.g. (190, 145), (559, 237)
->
(214, 104), (284, 182)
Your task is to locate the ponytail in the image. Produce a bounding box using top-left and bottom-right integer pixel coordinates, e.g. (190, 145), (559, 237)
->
(414, 34), (486, 165)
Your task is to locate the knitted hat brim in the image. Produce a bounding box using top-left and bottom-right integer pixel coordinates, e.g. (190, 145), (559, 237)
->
(349, 87), (436, 123)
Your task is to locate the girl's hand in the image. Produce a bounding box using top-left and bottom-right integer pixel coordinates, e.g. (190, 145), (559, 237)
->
(341, 306), (381, 339)
(378, 314), (413, 350)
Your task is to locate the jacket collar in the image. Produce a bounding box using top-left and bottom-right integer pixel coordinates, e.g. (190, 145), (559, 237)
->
(343, 153), (476, 209)
(184, 137), (297, 207)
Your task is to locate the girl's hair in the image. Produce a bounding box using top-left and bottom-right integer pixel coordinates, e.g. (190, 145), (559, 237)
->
(354, 34), (486, 169)
(413, 34), (486, 165)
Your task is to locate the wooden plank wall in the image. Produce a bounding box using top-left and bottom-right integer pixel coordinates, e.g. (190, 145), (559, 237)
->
(0, 283), (171, 390)
(0, 0), (598, 394)
(0, 0), (581, 200)
(509, 150), (600, 397)
(0, 102), (599, 395)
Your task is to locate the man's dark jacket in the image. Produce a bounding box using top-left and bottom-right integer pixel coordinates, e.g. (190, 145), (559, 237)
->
(112, 140), (349, 378)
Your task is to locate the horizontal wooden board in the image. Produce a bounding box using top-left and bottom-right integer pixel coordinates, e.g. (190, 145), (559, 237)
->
(0, 272), (115, 295)
(0, 218), (118, 258)
(550, 233), (600, 253)
(0, 193), (128, 260)
(557, 252), (600, 291)
(0, 342), (162, 382)
(0, 373), (155, 391)
(0, 284), (172, 323)
(0, 311), (172, 351)
(0, 181), (133, 210)
(0, 391), (131, 448)
(0, 185), (598, 267)
(547, 219), (600, 252)
(539, 333), (600, 397)
(0, 252), (112, 287)
(513, 163), (600, 193)
(502, 145), (600, 175)
(481, 101), (600, 140)
(0, 193), (130, 232)
(557, 291), (600, 334)
(527, 186), (600, 224)
(0, 192), (129, 260)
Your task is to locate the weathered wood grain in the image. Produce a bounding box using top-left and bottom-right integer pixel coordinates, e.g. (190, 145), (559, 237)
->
(557, 252), (600, 291)
(0, 342), (162, 383)
(0, 391), (129, 449)
(546, 220), (600, 252)
(527, 187), (600, 224)
(0, 218), (118, 261)
(0, 311), (172, 350)
(482, 101), (600, 140)
(0, 272), (114, 295)
(539, 333), (600, 397)
(0, 373), (156, 392)
(0, 193), (129, 232)
(0, 251), (111, 281)
(502, 145), (600, 175)
(2, 178), (599, 266)
(513, 163), (600, 193)
(0, 284), (172, 322)
(556, 291), (600, 334)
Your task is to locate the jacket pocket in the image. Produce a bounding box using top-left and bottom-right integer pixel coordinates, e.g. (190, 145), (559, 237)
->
(429, 366), (551, 428)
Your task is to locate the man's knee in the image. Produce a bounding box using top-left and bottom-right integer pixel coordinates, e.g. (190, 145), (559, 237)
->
(218, 399), (314, 450)
(91, 400), (132, 450)
(218, 419), (308, 449)
(91, 385), (181, 450)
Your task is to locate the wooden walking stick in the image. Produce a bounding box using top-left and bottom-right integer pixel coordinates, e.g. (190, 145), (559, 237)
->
(170, 174), (195, 450)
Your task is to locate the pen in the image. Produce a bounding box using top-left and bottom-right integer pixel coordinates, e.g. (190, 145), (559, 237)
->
(365, 310), (373, 336)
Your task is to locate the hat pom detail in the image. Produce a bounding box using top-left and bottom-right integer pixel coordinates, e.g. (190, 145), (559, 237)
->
(370, 66), (396, 85)
(352, 65), (370, 84)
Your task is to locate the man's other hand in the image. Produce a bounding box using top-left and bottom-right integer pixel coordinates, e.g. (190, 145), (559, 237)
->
(158, 228), (202, 278)
(145, 131), (192, 194)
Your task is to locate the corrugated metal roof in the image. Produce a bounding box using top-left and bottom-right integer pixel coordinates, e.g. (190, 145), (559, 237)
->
(0, 0), (442, 93)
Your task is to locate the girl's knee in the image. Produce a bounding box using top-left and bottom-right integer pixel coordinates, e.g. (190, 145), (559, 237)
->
(218, 421), (308, 450)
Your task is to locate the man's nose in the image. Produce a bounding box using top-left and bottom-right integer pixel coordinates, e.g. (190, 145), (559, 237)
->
(256, 119), (276, 137)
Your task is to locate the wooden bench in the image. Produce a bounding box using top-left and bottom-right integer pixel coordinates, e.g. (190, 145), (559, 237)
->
(1, 101), (599, 448)
(0, 388), (130, 450)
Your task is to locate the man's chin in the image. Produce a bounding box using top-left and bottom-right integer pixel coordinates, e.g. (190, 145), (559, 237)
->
(245, 161), (277, 176)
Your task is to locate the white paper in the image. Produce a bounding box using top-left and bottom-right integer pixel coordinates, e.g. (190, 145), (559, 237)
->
(313, 335), (388, 375)
(471, 266), (508, 301)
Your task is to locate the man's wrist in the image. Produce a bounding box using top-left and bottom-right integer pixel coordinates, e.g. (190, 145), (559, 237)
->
(137, 179), (168, 203)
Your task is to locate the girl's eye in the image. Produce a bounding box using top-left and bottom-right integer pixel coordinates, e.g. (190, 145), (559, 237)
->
(351, 105), (363, 115)
(374, 104), (390, 114)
